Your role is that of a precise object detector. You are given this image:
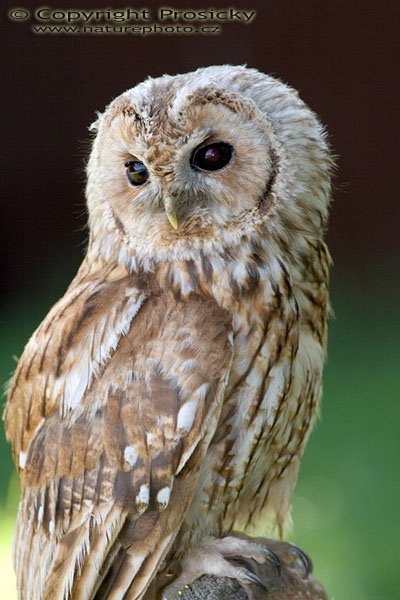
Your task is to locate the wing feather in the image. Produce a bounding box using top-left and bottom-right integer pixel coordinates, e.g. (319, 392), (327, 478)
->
(5, 265), (233, 600)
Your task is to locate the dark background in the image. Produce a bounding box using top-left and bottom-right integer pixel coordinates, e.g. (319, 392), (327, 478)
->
(1, 2), (399, 599)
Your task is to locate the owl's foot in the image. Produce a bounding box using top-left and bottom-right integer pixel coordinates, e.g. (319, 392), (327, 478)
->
(161, 535), (281, 599)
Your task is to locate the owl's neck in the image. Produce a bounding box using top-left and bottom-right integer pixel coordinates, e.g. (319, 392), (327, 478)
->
(86, 208), (328, 335)
(86, 222), (293, 323)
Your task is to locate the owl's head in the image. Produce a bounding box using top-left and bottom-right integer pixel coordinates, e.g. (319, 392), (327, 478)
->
(86, 66), (332, 269)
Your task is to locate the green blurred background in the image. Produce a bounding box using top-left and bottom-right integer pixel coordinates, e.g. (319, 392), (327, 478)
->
(1, 1), (399, 599)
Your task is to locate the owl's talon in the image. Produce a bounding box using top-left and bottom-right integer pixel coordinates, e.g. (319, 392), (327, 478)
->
(237, 566), (268, 591)
(262, 547), (281, 578)
(289, 544), (313, 577)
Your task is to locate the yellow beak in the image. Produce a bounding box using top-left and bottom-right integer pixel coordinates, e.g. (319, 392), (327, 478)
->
(164, 197), (179, 230)
(166, 211), (179, 230)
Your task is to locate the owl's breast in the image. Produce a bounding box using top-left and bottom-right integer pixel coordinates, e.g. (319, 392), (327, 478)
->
(155, 246), (327, 540)
(183, 281), (325, 540)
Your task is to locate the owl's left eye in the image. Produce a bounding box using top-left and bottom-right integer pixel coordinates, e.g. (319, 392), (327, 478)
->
(125, 160), (149, 186)
(190, 142), (233, 172)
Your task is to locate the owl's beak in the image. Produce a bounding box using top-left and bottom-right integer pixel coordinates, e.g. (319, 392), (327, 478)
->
(163, 196), (179, 230)
(166, 211), (179, 230)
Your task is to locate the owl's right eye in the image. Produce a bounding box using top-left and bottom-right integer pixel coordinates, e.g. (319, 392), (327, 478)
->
(125, 161), (149, 186)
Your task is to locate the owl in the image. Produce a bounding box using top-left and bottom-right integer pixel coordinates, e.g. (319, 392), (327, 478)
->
(4, 65), (332, 600)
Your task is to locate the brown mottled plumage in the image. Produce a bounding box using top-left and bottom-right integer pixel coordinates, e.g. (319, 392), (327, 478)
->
(4, 65), (333, 600)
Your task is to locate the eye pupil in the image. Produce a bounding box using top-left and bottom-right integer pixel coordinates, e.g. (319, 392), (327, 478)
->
(191, 142), (233, 172)
(204, 147), (222, 163)
(125, 161), (149, 186)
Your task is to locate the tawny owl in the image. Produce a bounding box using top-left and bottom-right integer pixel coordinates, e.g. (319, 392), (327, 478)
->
(4, 65), (332, 600)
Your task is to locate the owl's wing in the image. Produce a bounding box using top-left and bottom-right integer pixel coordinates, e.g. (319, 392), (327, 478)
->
(5, 263), (233, 600)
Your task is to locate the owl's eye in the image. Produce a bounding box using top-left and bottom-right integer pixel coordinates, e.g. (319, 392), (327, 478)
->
(125, 160), (149, 186)
(190, 142), (233, 172)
